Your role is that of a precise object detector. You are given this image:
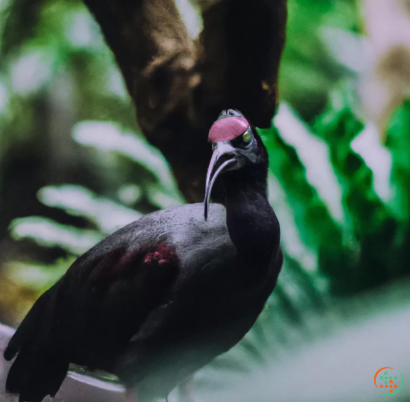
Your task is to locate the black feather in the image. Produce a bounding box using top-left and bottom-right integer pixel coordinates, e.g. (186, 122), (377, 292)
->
(4, 117), (282, 401)
(5, 288), (70, 401)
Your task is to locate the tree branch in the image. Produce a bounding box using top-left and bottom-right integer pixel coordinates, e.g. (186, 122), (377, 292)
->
(83, 0), (287, 202)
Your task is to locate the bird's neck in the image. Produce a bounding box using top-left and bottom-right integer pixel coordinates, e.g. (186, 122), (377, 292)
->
(222, 167), (280, 261)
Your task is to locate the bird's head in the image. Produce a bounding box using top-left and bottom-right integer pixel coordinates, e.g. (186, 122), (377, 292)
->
(204, 109), (267, 220)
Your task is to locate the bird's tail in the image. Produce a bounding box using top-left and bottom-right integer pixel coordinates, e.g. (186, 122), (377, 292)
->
(3, 289), (69, 402)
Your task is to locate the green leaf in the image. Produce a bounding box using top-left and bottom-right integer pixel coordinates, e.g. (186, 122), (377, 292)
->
(260, 121), (348, 295)
(10, 216), (102, 255)
(38, 184), (142, 234)
(4, 258), (73, 291)
(72, 121), (184, 200)
(274, 103), (344, 225)
(314, 86), (401, 293)
(387, 99), (410, 223)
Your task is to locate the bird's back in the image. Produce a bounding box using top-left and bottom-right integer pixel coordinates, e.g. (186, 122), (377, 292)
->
(109, 204), (279, 398)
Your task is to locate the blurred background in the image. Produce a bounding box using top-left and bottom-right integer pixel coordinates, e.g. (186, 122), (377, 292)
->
(0, 0), (410, 401)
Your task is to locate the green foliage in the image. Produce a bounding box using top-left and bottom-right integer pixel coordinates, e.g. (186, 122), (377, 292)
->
(4, 258), (74, 291)
(387, 100), (410, 223)
(72, 121), (183, 203)
(10, 216), (103, 254)
(9, 122), (183, 256)
(38, 184), (142, 234)
(1, 0), (410, 401)
(280, 0), (360, 120)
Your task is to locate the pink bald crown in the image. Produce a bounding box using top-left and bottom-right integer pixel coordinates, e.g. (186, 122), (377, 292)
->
(208, 116), (250, 143)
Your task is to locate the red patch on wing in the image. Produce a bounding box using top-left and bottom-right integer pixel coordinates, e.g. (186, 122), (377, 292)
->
(144, 246), (177, 266)
(208, 116), (250, 143)
(89, 246), (178, 284)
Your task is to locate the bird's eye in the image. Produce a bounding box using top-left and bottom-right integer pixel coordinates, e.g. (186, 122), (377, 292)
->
(230, 129), (253, 148)
(243, 132), (251, 144)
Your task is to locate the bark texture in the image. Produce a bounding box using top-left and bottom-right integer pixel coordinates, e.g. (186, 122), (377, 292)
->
(83, 0), (287, 202)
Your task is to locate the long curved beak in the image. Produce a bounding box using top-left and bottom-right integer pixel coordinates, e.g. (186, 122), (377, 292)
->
(204, 142), (237, 221)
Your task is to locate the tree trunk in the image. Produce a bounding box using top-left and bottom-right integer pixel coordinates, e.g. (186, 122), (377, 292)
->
(83, 0), (287, 202)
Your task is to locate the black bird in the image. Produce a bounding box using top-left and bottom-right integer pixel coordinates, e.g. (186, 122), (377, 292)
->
(3, 109), (282, 402)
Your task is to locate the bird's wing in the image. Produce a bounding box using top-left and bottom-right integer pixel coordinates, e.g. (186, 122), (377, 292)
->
(62, 238), (181, 363)
(3, 234), (180, 402)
